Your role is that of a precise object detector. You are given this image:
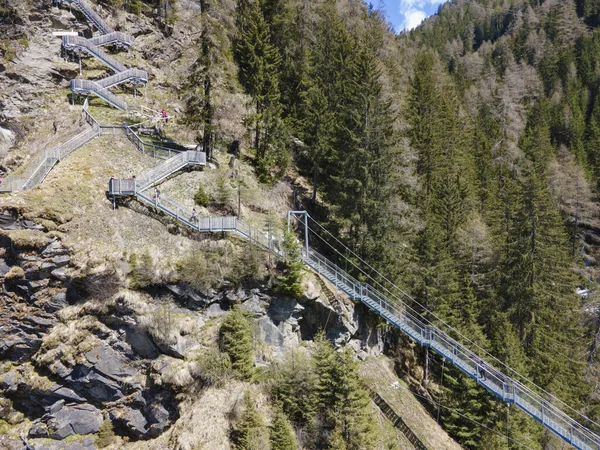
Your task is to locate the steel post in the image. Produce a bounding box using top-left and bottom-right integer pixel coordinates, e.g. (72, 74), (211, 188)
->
(304, 213), (309, 259)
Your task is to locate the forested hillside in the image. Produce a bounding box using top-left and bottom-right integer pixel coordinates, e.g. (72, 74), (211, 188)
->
(3, 0), (600, 448)
(181, 0), (600, 447)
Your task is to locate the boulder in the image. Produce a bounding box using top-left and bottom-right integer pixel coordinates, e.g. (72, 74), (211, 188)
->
(41, 240), (68, 258)
(66, 365), (124, 402)
(50, 268), (68, 281)
(0, 259), (10, 277)
(116, 407), (148, 438)
(45, 292), (68, 312)
(165, 283), (213, 309)
(85, 344), (137, 380)
(52, 255), (70, 267)
(29, 420), (49, 438)
(45, 402), (103, 439)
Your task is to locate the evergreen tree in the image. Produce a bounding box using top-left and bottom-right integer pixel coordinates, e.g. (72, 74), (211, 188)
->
(237, 0), (287, 180)
(276, 231), (305, 298)
(232, 390), (269, 450)
(272, 350), (318, 425)
(500, 101), (586, 402)
(269, 407), (297, 450)
(312, 333), (374, 450)
(220, 307), (255, 380)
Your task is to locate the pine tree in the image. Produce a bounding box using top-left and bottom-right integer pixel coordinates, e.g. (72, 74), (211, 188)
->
(500, 101), (586, 403)
(585, 92), (600, 187)
(220, 308), (255, 380)
(312, 334), (374, 450)
(269, 407), (297, 450)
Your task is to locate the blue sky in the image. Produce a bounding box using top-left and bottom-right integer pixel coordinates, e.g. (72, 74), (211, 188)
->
(379, 0), (448, 32)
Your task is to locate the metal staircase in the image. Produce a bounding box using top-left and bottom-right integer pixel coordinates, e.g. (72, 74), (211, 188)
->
(0, 103), (100, 192)
(2, 1), (598, 448)
(0, 1), (141, 192)
(59, 2), (148, 110)
(60, 0), (112, 34)
(370, 390), (428, 450)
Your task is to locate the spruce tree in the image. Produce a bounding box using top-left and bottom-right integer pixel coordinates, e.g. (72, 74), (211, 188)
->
(276, 231), (305, 298)
(269, 407), (297, 450)
(237, 0), (287, 180)
(272, 350), (318, 426)
(232, 390), (269, 450)
(220, 307), (255, 380)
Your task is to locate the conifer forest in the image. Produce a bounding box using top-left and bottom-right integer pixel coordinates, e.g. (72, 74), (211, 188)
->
(208, 0), (600, 447)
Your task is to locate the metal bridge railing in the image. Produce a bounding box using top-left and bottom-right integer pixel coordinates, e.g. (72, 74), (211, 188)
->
(133, 151), (206, 192)
(124, 126), (184, 160)
(63, 0), (112, 34)
(0, 103), (101, 193)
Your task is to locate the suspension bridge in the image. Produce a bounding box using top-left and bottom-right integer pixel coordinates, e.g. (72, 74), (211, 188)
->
(2, 1), (600, 448)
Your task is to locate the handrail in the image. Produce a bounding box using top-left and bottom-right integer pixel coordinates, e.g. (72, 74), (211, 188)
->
(64, 0), (112, 34)
(63, 35), (127, 72)
(88, 31), (132, 47)
(71, 79), (128, 110)
(299, 239), (600, 450)
(124, 125), (183, 159)
(134, 151), (206, 191)
(107, 170), (600, 450)
(97, 69), (148, 88)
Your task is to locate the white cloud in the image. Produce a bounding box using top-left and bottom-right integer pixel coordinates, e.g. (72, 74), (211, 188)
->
(402, 9), (426, 30)
(398, 0), (447, 31)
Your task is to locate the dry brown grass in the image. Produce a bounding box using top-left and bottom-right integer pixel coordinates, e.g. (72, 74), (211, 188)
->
(359, 357), (463, 450)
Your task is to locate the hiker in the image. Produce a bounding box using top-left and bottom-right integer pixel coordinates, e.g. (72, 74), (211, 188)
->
(477, 359), (487, 381)
(53, 121), (58, 134)
(161, 109), (169, 124)
(190, 208), (198, 225)
(154, 187), (161, 203)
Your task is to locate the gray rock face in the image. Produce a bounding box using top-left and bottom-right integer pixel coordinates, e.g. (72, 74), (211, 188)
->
(117, 407), (148, 438)
(166, 283), (215, 309)
(44, 402), (103, 439)
(41, 240), (69, 258)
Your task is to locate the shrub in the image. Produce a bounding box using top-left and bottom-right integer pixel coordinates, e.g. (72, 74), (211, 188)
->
(128, 252), (155, 290)
(95, 420), (115, 448)
(194, 184), (210, 207)
(195, 347), (232, 388)
(231, 391), (269, 450)
(71, 267), (123, 300)
(229, 243), (264, 287)
(176, 251), (209, 290)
